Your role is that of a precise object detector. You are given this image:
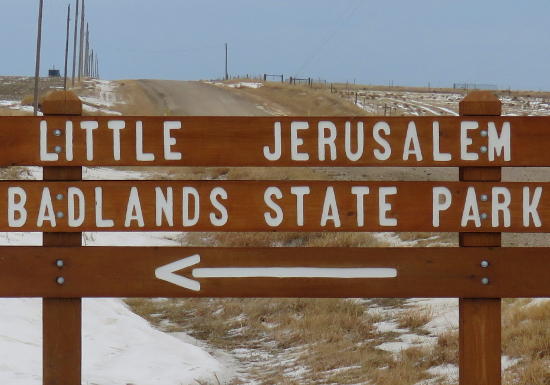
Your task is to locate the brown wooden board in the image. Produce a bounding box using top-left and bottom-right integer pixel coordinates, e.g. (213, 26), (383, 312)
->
(2, 180), (550, 232)
(0, 246), (547, 298)
(0, 115), (549, 166)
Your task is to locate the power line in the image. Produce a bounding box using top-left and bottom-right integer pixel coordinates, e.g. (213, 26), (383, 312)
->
(293, 0), (364, 78)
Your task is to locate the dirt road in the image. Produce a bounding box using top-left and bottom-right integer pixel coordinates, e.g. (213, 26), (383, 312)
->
(135, 79), (270, 116)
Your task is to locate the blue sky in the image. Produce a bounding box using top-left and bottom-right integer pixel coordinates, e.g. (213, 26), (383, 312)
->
(1, 0), (550, 90)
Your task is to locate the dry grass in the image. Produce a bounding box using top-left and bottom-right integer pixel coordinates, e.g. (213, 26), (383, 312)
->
(229, 81), (367, 116)
(126, 297), (446, 385)
(396, 306), (433, 332)
(502, 299), (550, 384)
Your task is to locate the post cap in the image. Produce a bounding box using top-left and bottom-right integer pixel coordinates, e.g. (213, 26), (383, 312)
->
(41, 90), (83, 116)
(459, 90), (501, 116)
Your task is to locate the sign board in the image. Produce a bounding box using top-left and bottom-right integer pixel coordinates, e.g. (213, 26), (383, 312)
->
(0, 246), (547, 298)
(0, 180), (548, 232)
(2, 116), (550, 166)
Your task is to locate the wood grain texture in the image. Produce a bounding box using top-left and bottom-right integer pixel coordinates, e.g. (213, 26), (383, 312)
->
(459, 91), (502, 385)
(0, 115), (548, 166)
(0, 247), (547, 298)
(42, 93), (82, 385)
(0, 180), (548, 232)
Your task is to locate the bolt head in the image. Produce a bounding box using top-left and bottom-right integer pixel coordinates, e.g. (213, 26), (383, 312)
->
(480, 130), (488, 137)
(56, 211), (64, 219)
(480, 194), (489, 202)
(481, 277), (490, 285)
(481, 213), (488, 220)
(56, 193), (64, 200)
(56, 277), (65, 285)
(54, 145), (62, 153)
(53, 129), (62, 136)
(56, 259), (64, 268)
(481, 260), (489, 268)
(480, 145), (488, 153)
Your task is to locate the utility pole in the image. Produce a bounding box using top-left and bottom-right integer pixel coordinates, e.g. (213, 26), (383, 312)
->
(33, 0), (44, 116)
(71, 0), (79, 87)
(90, 50), (94, 78)
(78, 0), (85, 80)
(63, 4), (71, 91)
(224, 43), (228, 80)
(85, 23), (89, 77)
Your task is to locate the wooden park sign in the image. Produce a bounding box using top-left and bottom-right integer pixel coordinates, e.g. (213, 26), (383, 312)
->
(0, 91), (548, 385)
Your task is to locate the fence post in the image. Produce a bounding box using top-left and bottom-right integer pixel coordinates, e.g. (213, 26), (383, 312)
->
(458, 90), (502, 385)
(41, 90), (83, 385)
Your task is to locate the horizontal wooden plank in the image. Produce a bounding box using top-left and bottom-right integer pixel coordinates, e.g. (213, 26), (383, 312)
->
(0, 115), (548, 166)
(0, 247), (547, 298)
(2, 180), (550, 232)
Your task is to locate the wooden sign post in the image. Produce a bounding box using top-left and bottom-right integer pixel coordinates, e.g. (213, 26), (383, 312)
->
(41, 91), (82, 385)
(0, 91), (547, 384)
(459, 91), (502, 385)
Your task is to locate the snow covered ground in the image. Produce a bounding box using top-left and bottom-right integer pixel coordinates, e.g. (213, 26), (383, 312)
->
(0, 165), (234, 384)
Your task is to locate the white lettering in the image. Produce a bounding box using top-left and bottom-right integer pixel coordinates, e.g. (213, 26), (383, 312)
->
(163, 121), (182, 160)
(291, 122), (309, 161)
(37, 187), (56, 227)
(291, 186), (310, 226)
(345, 121), (364, 161)
(65, 121), (73, 161)
(264, 122), (282, 161)
(379, 187), (397, 226)
(351, 186), (370, 227)
(491, 187), (511, 227)
(264, 187), (283, 227)
(432, 186), (452, 227)
(523, 187), (542, 228)
(403, 121), (423, 161)
(461, 187), (481, 227)
(373, 122), (391, 160)
(488, 121), (511, 161)
(125, 187), (144, 227)
(155, 187), (173, 227)
(182, 187), (199, 227)
(318, 121), (337, 161)
(95, 187), (114, 227)
(81, 121), (98, 161)
(8, 187), (27, 227)
(67, 187), (85, 227)
(108, 120), (125, 161)
(136, 121), (155, 161)
(460, 121), (478, 161)
(40, 121), (58, 161)
(210, 187), (228, 227)
(321, 187), (341, 227)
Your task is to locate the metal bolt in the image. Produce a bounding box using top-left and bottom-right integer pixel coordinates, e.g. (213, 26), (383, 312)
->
(56, 277), (65, 285)
(54, 145), (62, 153)
(481, 213), (488, 220)
(480, 130), (488, 137)
(481, 260), (489, 268)
(56, 193), (64, 200)
(480, 194), (489, 202)
(56, 259), (64, 268)
(480, 145), (488, 153)
(56, 211), (64, 219)
(481, 277), (490, 285)
(53, 129), (62, 136)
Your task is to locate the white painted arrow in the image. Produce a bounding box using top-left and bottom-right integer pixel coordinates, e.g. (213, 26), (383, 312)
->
(155, 255), (398, 292)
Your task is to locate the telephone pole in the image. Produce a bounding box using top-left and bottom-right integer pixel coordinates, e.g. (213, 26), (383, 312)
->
(33, 0), (44, 116)
(71, 0), (79, 87)
(78, 0), (85, 80)
(224, 43), (228, 80)
(63, 4), (71, 91)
